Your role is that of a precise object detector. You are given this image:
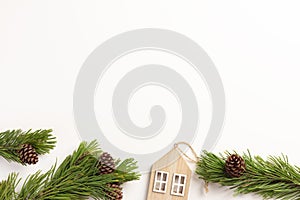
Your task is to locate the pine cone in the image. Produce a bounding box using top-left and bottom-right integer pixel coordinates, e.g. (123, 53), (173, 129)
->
(106, 183), (123, 200)
(225, 154), (246, 178)
(18, 144), (39, 165)
(99, 152), (115, 174)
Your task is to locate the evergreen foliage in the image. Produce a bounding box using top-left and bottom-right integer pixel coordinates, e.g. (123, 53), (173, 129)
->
(0, 140), (140, 200)
(196, 151), (300, 200)
(0, 129), (56, 164)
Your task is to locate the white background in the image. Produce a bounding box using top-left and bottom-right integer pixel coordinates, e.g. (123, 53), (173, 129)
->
(1, 1), (300, 200)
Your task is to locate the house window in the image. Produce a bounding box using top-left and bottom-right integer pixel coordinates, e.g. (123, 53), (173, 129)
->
(171, 173), (187, 196)
(153, 171), (169, 193)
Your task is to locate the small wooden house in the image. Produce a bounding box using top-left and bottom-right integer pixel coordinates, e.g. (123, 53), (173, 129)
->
(147, 148), (192, 200)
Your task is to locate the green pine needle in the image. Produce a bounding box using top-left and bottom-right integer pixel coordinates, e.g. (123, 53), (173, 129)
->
(0, 140), (140, 200)
(0, 173), (20, 200)
(0, 129), (56, 164)
(196, 150), (300, 200)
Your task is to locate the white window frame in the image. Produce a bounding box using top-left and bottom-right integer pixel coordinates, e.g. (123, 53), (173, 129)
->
(171, 173), (187, 196)
(153, 171), (169, 193)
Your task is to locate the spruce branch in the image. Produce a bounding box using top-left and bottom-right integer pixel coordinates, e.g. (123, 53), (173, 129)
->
(196, 150), (300, 200)
(15, 140), (140, 200)
(0, 129), (56, 164)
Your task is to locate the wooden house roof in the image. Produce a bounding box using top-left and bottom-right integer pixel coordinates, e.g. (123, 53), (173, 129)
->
(151, 148), (191, 172)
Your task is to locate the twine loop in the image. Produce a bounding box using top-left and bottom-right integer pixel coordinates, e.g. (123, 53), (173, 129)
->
(174, 142), (209, 192)
(174, 141), (200, 163)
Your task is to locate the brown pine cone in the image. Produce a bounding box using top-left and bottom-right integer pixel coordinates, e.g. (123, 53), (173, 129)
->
(18, 144), (39, 165)
(99, 152), (115, 174)
(106, 183), (123, 200)
(225, 154), (246, 178)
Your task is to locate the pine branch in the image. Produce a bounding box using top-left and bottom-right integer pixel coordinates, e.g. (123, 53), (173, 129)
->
(0, 173), (20, 200)
(15, 140), (140, 200)
(196, 151), (300, 200)
(0, 129), (56, 164)
(114, 158), (140, 184)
